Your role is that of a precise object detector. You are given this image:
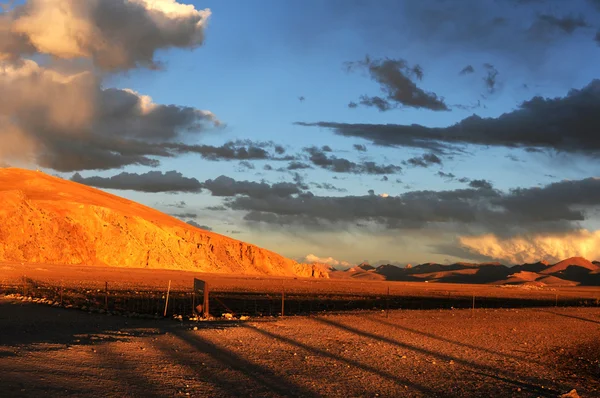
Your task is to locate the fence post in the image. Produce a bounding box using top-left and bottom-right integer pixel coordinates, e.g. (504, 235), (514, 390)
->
(281, 283), (285, 317)
(105, 282), (109, 311)
(163, 280), (171, 317)
(386, 286), (390, 318)
(203, 282), (209, 319)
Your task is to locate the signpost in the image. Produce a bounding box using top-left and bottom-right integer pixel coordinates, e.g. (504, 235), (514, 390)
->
(193, 278), (210, 319)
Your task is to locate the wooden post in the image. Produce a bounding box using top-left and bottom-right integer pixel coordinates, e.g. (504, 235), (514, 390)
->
(203, 282), (209, 319)
(192, 290), (196, 315)
(386, 286), (390, 318)
(281, 284), (285, 317)
(163, 280), (171, 317)
(105, 282), (109, 311)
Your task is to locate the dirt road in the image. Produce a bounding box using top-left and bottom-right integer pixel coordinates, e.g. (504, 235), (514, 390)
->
(1, 299), (598, 397)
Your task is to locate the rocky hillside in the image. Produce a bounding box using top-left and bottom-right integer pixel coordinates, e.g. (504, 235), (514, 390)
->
(0, 168), (327, 278)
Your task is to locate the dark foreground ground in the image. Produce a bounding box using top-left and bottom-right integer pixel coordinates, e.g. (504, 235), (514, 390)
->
(0, 298), (599, 397)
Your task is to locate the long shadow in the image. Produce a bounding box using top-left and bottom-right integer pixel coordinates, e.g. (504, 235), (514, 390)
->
(535, 309), (600, 325)
(163, 329), (319, 398)
(242, 324), (441, 397)
(367, 315), (545, 366)
(314, 317), (563, 398)
(0, 300), (165, 347)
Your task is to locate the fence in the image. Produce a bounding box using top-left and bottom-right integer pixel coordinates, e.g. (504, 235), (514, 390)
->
(1, 277), (599, 320)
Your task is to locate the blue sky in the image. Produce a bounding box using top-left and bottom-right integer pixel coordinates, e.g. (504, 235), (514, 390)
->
(4, 0), (600, 265)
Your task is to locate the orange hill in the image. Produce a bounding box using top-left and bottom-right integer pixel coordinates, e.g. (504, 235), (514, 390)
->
(541, 257), (600, 275)
(0, 168), (327, 278)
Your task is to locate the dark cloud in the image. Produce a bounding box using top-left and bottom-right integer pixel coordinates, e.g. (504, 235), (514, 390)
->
(71, 171), (203, 193)
(459, 65), (475, 75)
(264, 164), (273, 171)
(353, 144), (367, 152)
(296, 80), (600, 155)
(482, 63), (499, 94)
(187, 220), (212, 231)
(202, 175), (303, 198)
(304, 146), (402, 174)
(172, 213), (198, 219)
(238, 161), (255, 170)
(536, 14), (588, 34)
(345, 56), (449, 112)
(0, 60), (220, 172)
(228, 177), (600, 237)
(286, 161), (312, 170)
(468, 179), (494, 190)
(348, 101), (358, 109)
(311, 182), (347, 193)
(595, 30), (600, 45)
(403, 153), (442, 168)
(164, 140), (292, 162)
(206, 205), (228, 211)
(437, 171), (456, 180)
(0, 0), (211, 71)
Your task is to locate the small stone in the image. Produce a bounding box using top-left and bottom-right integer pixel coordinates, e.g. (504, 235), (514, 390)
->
(559, 389), (580, 398)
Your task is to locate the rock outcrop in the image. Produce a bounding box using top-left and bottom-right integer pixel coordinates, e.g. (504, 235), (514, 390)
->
(0, 168), (328, 278)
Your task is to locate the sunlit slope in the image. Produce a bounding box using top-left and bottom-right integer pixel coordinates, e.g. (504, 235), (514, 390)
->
(0, 168), (327, 277)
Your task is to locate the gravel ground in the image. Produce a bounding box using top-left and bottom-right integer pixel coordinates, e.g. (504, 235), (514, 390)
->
(1, 298), (598, 397)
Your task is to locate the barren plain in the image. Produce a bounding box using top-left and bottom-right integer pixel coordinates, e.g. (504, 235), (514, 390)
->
(1, 298), (599, 397)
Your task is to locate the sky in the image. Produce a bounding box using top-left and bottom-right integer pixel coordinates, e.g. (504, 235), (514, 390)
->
(2, 0), (600, 267)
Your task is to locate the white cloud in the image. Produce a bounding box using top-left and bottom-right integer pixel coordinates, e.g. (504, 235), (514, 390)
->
(304, 253), (352, 268)
(459, 230), (600, 264)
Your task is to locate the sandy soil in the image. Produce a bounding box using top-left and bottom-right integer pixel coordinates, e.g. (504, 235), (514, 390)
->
(1, 298), (598, 397)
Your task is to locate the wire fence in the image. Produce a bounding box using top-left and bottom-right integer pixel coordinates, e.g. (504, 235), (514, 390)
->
(1, 277), (599, 320)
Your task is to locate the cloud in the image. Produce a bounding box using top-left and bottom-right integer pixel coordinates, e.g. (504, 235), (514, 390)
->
(459, 65), (475, 75)
(459, 230), (600, 264)
(311, 182), (347, 193)
(303, 254), (351, 268)
(304, 146), (402, 174)
(172, 212), (198, 219)
(345, 56), (449, 111)
(71, 170), (203, 192)
(482, 63), (499, 94)
(187, 220), (212, 231)
(164, 140), (290, 161)
(595, 30), (600, 45)
(286, 161), (312, 170)
(0, 0), (211, 70)
(0, 59), (220, 171)
(403, 153), (442, 168)
(437, 171), (456, 180)
(296, 80), (600, 155)
(536, 14), (588, 35)
(468, 179), (493, 190)
(227, 177), (600, 240)
(202, 175), (303, 198)
(353, 144), (367, 152)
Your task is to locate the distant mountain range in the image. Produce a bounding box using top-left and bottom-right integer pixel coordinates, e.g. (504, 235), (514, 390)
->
(329, 257), (600, 286)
